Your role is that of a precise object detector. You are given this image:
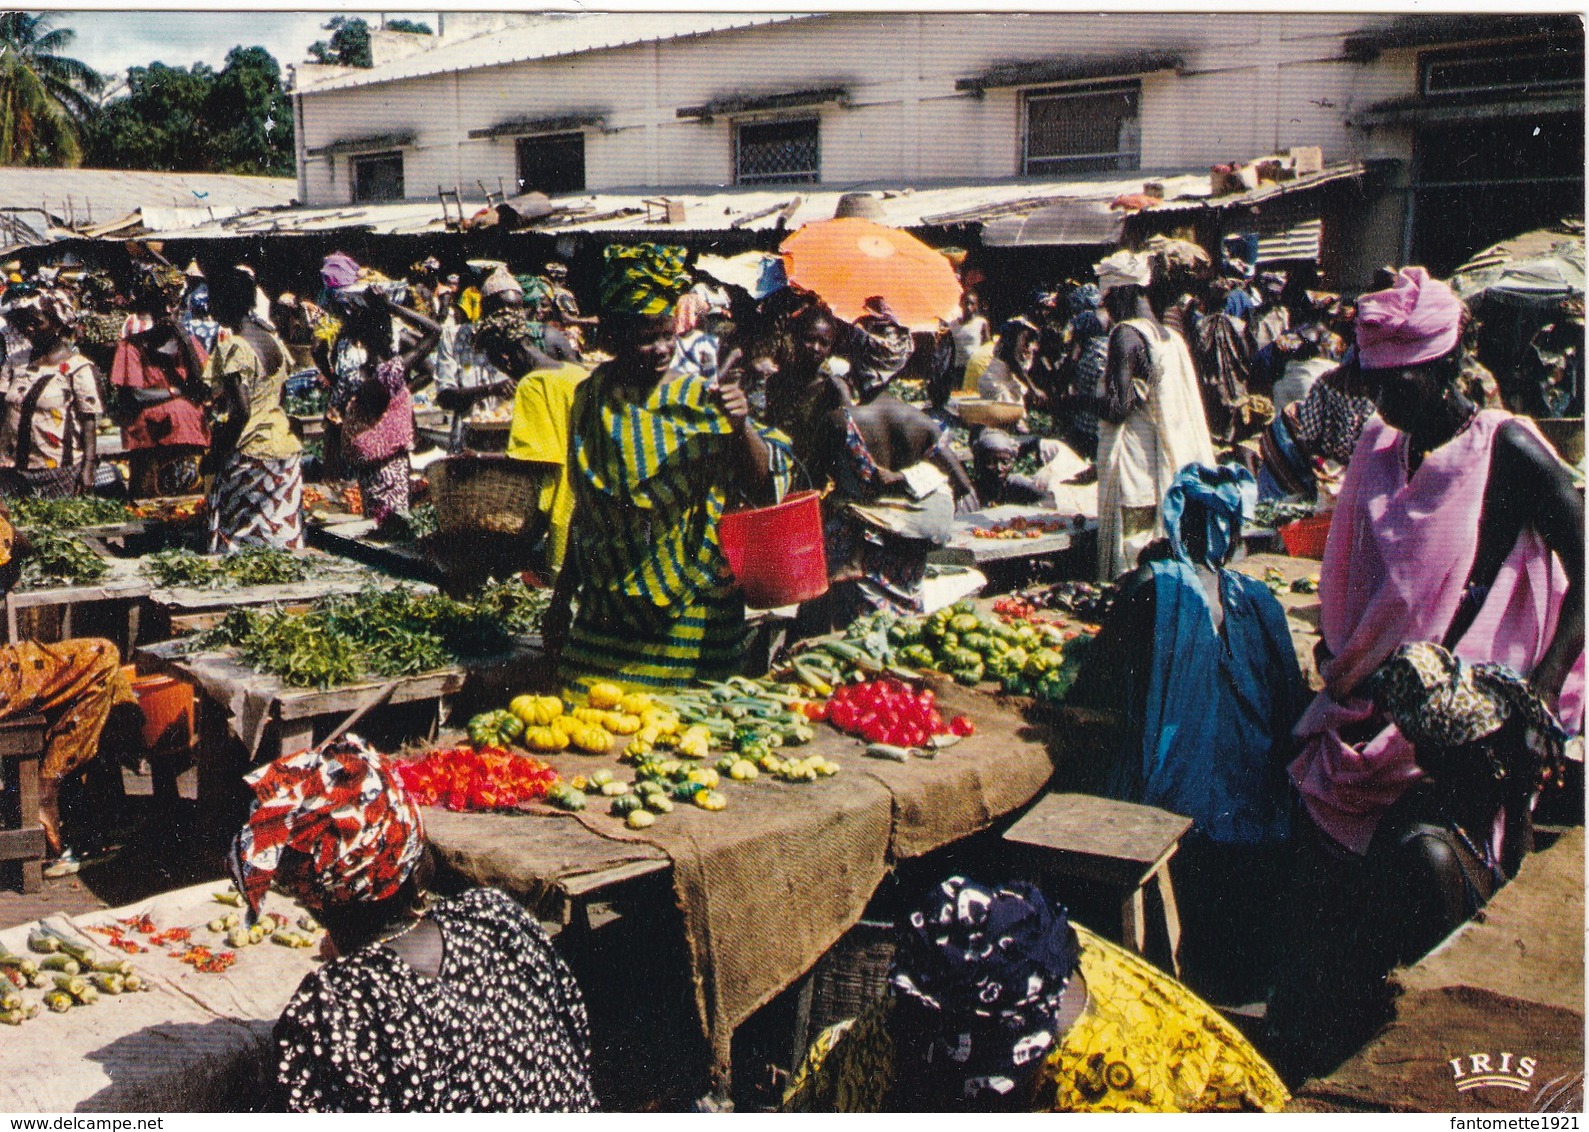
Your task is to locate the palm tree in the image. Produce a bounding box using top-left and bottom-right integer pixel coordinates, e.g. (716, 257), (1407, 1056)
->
(0, 12), (103, 166)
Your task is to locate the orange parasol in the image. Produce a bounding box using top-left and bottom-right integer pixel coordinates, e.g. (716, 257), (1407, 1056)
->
(780, 217), (963, 330)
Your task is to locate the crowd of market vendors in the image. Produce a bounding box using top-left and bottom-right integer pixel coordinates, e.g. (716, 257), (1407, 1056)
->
(0, 221), (1580, 1112)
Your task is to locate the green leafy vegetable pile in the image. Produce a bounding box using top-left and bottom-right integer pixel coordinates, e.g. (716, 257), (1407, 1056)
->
(9, 497), (134, 531)
(200, 580), (550, 688)
(145, 548), (312, 589)
(19, 532), (110, 590)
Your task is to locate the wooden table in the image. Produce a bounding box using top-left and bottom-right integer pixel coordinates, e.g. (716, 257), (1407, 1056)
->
(0, 714), (47, 894)
(4, 558), (151, 654)
(1230, 551), (1324, 689)
(1004, 792), (1193, 975)
(146, 549), (432, 633)
(132, 638), (547, 832)
(423, 676), (1060, 1095)
(306, 519), (443, 585)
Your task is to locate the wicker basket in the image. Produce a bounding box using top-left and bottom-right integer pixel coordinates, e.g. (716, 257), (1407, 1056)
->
(806, 919), (896, 1043)
(953, 397), (1026, 428)
(429, 453), (542, 537)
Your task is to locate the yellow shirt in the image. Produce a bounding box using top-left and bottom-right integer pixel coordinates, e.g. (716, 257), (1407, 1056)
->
(962, 339), (997, 392)
(505, 362), (588, 573)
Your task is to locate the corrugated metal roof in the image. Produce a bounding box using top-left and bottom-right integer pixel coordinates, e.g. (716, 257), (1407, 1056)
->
(0, 167), (295, 228)
(126, 166), (1361, 243)
(300, 13), (812, 95)
(1143, 162), (1366, 217)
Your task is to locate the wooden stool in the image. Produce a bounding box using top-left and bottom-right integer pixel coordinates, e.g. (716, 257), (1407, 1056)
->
(1004, 792), (1192, 976)
(0, 714), (49, 894)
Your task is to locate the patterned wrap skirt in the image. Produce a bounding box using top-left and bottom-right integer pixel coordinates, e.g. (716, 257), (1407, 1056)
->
(354, 451), (411, 525)
(208, 451), (305, 553)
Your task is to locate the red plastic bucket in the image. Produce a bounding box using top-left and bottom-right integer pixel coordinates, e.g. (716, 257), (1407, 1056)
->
(718, 490), (830, 609)
(1280, 512), (1333, 559)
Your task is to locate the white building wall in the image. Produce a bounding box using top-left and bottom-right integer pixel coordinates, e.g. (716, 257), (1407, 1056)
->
(297, 11), (1427, 206)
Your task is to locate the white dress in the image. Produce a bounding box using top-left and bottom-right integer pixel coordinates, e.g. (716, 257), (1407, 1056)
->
(1096, 318), (1215, 581)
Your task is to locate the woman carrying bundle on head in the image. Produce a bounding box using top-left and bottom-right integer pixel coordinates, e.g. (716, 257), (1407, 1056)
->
(319, 254), (441, 538)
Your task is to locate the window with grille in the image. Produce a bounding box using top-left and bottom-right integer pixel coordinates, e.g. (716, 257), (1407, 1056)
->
(1023, 81), (1140, 176)
(352, 151), (404, 202)
(1421, 42), (1584, 99)
(516, 132), (586, 195)
(736, 118), (820, 186)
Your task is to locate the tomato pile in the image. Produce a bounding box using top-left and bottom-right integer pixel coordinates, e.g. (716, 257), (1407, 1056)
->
(824, 678), (974, 747)
(991, 595), (1069, 630)
(395, 746), (561, 811)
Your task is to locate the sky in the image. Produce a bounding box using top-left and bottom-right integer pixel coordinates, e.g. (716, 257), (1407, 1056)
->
(59, 12), (392, 80)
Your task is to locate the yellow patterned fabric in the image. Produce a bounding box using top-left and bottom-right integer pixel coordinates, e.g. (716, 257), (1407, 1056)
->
(783, 926), (1289, 1113)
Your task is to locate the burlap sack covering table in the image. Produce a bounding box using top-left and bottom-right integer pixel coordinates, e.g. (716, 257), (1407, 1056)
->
(422, 684), (1057, 1082)
(0, 883), (321, 1112)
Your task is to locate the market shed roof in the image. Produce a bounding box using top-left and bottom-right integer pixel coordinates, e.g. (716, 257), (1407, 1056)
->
(299, 13), (812, 95)
(119, 162), (1367, 244)
(0, 168), (296, 230)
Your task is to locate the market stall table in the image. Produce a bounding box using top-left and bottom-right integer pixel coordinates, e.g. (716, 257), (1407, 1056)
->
(421, 676), (1058, 1088)
(942, 504), (1091, 565)
(5, 556), (151, 652)
(132, 637), (547, 831)
(145, 549), (434, 634)
(1290, 828), (1584, 1113)
(0, 881), (321, 1112)
(306, 518), (444, 585)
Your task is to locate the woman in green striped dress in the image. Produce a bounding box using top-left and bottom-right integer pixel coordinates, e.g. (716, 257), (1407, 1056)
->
(543, 245), (792, 690)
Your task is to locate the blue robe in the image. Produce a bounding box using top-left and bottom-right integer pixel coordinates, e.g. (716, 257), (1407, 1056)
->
(1100, 561), (1305, 845)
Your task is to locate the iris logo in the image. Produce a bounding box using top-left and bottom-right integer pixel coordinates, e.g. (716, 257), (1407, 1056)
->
(1448, 1052), (1538, 1093)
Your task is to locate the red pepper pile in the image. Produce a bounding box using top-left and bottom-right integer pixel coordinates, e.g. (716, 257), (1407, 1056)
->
(172, 945), (236, 974)
(396, 745), (561, 811)
(825, 678), (974, 747)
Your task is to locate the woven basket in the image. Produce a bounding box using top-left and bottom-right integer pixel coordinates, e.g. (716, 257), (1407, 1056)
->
(429, 453), (542, 537)
(806, 919), (895, 1042)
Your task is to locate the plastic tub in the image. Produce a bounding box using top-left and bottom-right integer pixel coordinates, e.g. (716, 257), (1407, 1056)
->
(130, 674), (195, 752)
(718, 490), (830, 609)
(1280, 512), (1333, 560)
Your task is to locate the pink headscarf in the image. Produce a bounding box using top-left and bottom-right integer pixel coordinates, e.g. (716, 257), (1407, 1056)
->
(320, 252), (362, 291)
(1355, 267), (1463, 370)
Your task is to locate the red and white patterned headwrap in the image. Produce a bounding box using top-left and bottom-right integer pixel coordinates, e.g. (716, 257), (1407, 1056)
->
(228, 735), (426, 922)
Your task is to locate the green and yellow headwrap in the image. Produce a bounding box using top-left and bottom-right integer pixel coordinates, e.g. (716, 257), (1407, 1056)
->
(474, 307), (547, 358)
(600, 243), (689, 317)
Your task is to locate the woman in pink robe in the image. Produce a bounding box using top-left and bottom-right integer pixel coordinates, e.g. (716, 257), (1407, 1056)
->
(1266, 268), (1582, 1083)
(1289, 268), (1583, 857)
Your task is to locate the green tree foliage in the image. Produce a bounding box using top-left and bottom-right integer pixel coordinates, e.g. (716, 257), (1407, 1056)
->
(307, 16), (371, 68)
(0, 12), (104, 166)
(383, 18), (432, 35)
(85, 46), (294, 176)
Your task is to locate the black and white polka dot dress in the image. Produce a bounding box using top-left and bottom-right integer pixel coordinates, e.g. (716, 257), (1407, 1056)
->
(273, 888), (598, 1112)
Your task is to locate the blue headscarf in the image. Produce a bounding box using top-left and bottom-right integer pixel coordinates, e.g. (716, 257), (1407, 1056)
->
(1161, 463), (1255, 568)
